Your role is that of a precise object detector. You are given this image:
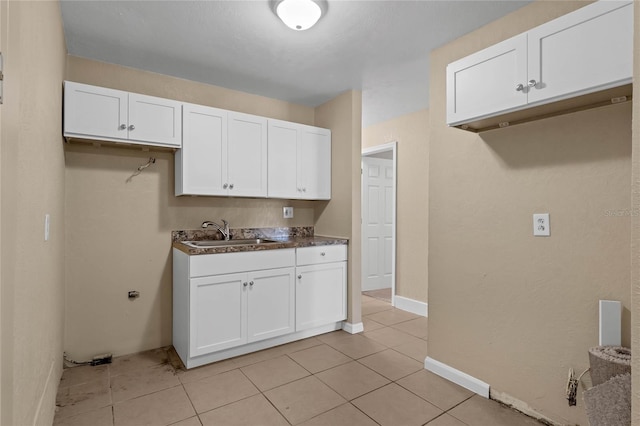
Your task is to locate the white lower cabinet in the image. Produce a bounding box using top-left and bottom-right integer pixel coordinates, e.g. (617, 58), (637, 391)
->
(190, 268), (294, 357)
(174, 245), (347, 369)
(295, 245), (348, 332)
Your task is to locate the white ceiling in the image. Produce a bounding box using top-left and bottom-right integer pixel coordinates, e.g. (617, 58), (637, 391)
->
(60, 0), (532, 127)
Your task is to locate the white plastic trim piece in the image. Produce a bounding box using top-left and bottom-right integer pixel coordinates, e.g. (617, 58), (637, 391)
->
(394, 296), (428, 317)
(342, 322), (364, 334)
(424, 357), (490, 398)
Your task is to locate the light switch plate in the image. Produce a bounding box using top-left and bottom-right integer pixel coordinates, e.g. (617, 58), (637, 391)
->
(283, 207), (294, 219)
(44, 214), (50, 241)
(533, 213), (550, 236)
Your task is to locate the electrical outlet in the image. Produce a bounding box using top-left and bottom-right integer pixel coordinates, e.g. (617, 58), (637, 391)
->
(283, 207), (294, 219)
(533, 213), (550, 236)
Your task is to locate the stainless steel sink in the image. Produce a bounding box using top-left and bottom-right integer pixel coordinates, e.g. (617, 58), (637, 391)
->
(182, 239), (278, 248)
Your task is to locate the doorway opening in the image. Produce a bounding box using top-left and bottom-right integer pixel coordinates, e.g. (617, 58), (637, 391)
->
(361, 142), (397, 308)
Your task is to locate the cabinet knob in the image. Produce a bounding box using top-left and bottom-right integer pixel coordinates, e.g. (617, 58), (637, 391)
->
(297, 275), (302, 279)
(119, 124), (127, 130)
(129, 124), (135, 131)
(249, 281), (254, 286)
(302, 188), (306, 192)
(223, 183), (228, 189)
(229, 184), (234, 190)
(528, 80), (537, 88)
(515, 83), (524, 92)
(243, 282), (248, 287)
(321, 252), (326, 256)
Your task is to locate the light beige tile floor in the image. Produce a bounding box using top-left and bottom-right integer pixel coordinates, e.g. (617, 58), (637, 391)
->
(53, 295), (542, 426)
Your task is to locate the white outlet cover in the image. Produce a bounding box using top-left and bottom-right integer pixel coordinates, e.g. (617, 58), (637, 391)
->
(283, 207), (294, 219)
(533, 213), (550, 237)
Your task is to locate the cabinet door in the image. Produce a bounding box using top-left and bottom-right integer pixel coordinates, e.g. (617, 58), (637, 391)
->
(446, 33), (527, 126)
(296, 262), (346, 331)
(190, 273), (247, 356)
(177, 104), (228, 196)
(298, 126), (331, 200)
(128, 93), (182, 147)
(63, 81), (128, 141)
(247, 267), (295, 343)
(267, 120), (300, 199)
(227, 112), (268, 197)
(527, 1), (633, 104)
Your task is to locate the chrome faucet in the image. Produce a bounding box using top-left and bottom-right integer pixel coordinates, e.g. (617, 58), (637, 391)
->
(201, 219), (230, 240)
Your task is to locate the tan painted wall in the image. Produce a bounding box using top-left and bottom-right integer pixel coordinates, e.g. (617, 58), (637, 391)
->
(428, 2), (631, 425)
(363, 109), (429, 303)
(0, 1), (67, 425)
(314, 90), (362, 325)
(65, 57), (319, 359)
(630, 1), (640, 423)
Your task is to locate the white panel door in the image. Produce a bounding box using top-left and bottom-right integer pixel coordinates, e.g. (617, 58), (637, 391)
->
(247, 267), (295, 343)
(128, 93), (182, 147)
(227, 112), (268, 197)
(298, 126), (331, 200)
(63, 81), (128, 140)
(267, 120), (299, 199)
(527, 1), (633, 104)
(177, 103), (228, 196)
(446, 33), (527, 126)
(362, 157), (393, 291)
(190, 273), (247, 356)
(296, 262), (346, 331)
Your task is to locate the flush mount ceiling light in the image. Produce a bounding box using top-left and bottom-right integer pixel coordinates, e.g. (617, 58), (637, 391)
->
(272, 0), (326, 31)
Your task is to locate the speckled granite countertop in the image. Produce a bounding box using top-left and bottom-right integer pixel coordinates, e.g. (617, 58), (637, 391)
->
(172, 227), (348, 255)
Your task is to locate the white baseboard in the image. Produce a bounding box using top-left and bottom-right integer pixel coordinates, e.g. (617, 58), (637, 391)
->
(342, 322), (364, 334)
(394, 296), (428, 317)
(424, 357), (490, 398)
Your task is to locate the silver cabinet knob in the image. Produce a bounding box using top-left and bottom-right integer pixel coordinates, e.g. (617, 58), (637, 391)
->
(129, 124), (135, 131)
(297, 275), (302, 279)
(119, 124), (127, 130)
(297, 188), (302, 192)
(528, 80), (537, 88)
(243, 282), (248, 287)
(321, 252), (326, 256)
(302, 188), (306, 192)
(516, 83), (524, 92)
(249, 281), (254, 286)
(229, 184), (234, 189)
(223, 183), (229, 189)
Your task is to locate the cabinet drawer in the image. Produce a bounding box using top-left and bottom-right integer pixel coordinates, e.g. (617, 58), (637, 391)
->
(296, 245), (347, 266)
(190, 249), (295, 277)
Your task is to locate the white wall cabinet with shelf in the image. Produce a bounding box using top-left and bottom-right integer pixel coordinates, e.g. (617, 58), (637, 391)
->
(267, 119), (332, 200)
(173, 245), (347, 369)
(176, 104), (267, 197)
(63, 81), (182, 148)
(446, 0), (633, 130)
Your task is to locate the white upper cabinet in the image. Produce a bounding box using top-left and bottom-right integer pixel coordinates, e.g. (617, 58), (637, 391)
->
(64, 81), (182, 148)
(267, 120), (299, 199)
(268, 119), (331, 200)
(176, 105), (267, 197)
(446, 0), (633, 129)
(526, 1), (633, 104)
(299, 126), (331, 200)
(227, 112), (268, 198)
(176, 104), (228, 196)
(447, 34), (527, 126)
